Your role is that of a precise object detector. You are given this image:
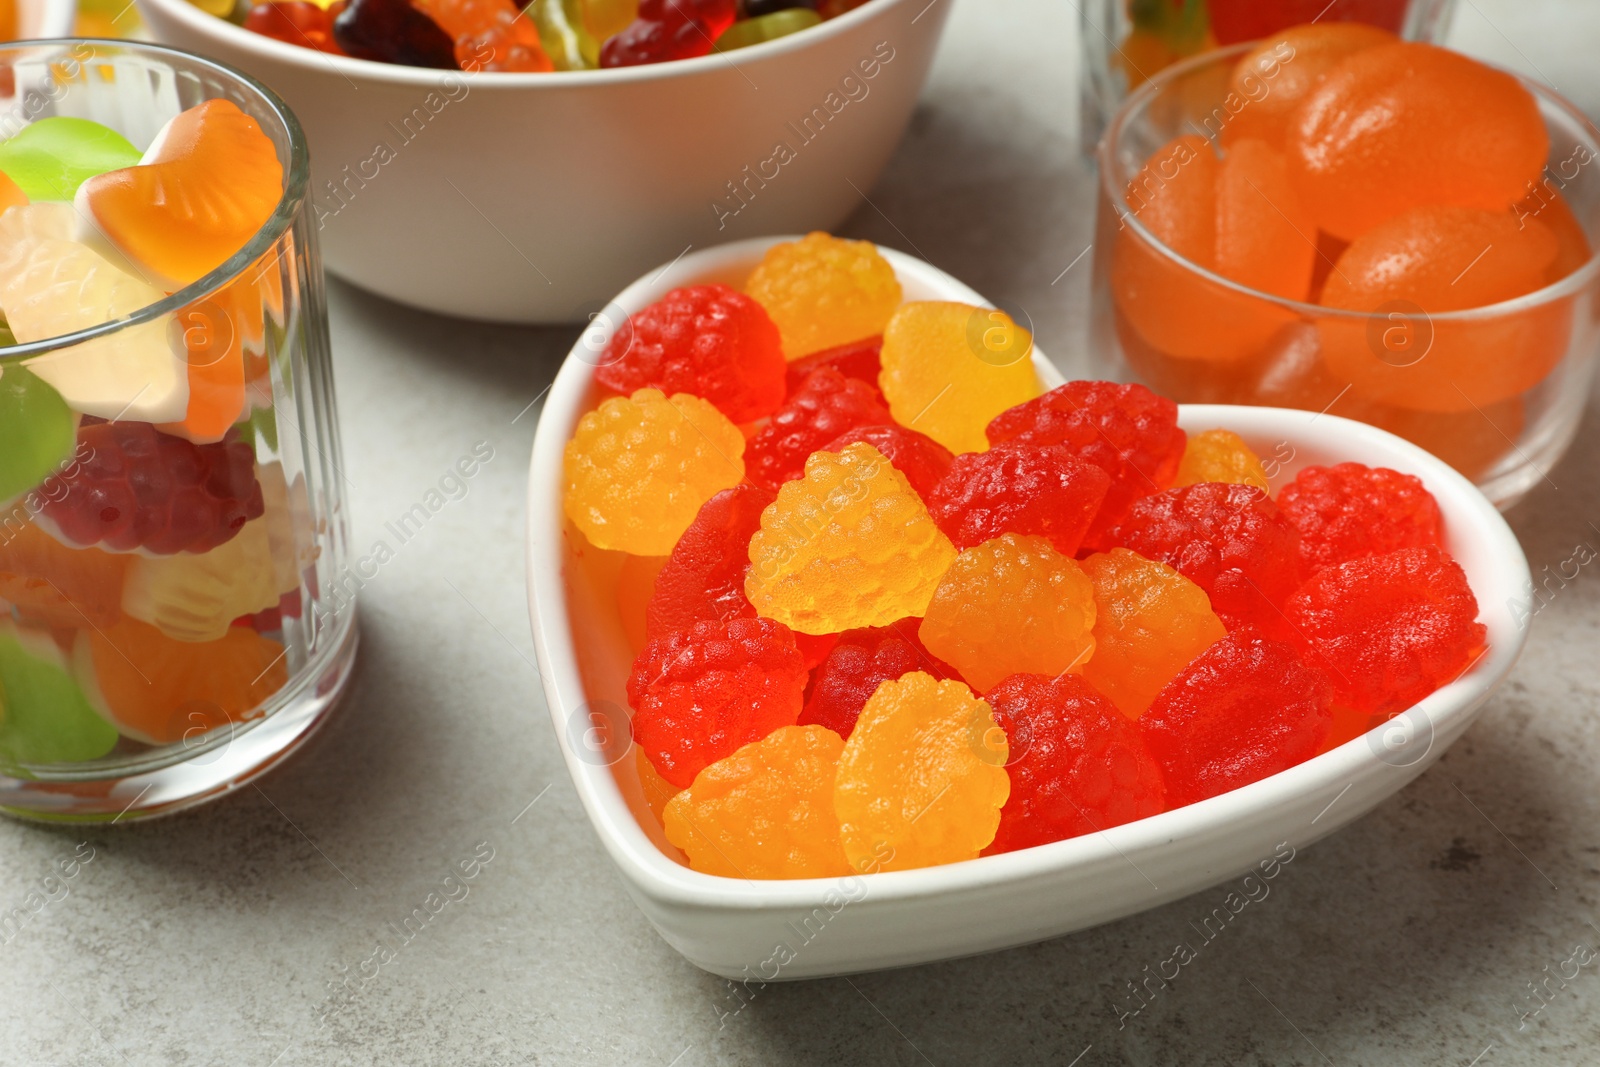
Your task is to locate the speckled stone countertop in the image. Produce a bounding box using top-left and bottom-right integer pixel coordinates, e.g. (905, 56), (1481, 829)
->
(5, 1), (1599, 1063)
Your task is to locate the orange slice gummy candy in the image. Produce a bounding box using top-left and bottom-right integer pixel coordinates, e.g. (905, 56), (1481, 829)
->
(76, 100), (284, 291)
(0, 521), (129, 630)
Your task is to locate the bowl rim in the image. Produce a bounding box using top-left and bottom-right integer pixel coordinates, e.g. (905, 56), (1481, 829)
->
(526, 235), (1532, 911)
(136, 0), (926, 90)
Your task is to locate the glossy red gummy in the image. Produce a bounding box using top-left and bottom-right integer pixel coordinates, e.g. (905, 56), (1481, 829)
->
(596, 284), (786, 424)
(784, 335), (883, 400)
(1207, 0), (1407, 45)
(746, 368), (891, 490)
(42, 422), (264, 555)
(628, 616), (806, 788)
(1107, 482), (1301, 635)
(984, 673), (1166, 854)
(1278, 462), (1444, 578)
(599, 0), (737, 67)
(926, 441), (1112, 556)
(332, 0), (458, 67)
(244, 1), (344, 52)
(1284, 545), (1485, 715)
(798, 620), (953, 739)
(987, 381), (1185, 549)
(822, 423), (954, 502)
(645, 483), (774, 642)
(1139, 629), (1332, 806)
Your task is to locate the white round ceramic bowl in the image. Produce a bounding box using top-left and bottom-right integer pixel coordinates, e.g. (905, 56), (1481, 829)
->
(134, 0), (949, 323)
(18, 0), (78, 38)
(526, 237), (1532, 979)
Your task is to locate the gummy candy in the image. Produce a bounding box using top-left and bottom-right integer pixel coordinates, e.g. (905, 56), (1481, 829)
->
(1121, 134), (1217, 269)
(663, 724), (851, 878)
(0, 621), (118, 766)
(645, 483), (773, 642)
(1080, 548), (1227, 721)
(1285, 43), (1548, 242)
(798, 621), (951, 739)
(600, 0), (736, 67)
(1214, 138), (1316, 302)
(784, 335), (883, 400)
(334, 0), (461, 67)
(420, 0), (555, 71)
(0, 118), (140, 201)
(1284, 545), (1484, 715)
(0, 170), (24, 214)
(1278, 463), (1443, 577)
(243, 2), (345, 52)
(1207, 0), (1407, 44)
(878, 301), (1043, 455)
(40, 422), (265, 556)
(983, 673), (1165, 854)
(563, 388), (745, 556)
(1115, 0), (1210, 89)
(529, 0), (598, 68)
(617, 552), (669, 653)
(0, 521), (129, 630)
(627, 616), (806, 789)
(833, 671), (1008, 872)
(76, 617), (290, 745)
(1174, 428), (1269, 492)
(1222, 23), (1397, 150)
(636, 745), (678, 823)
(744, 233), (903, 360)
(744, 442), (956, 634)
(1139, 628), (1332, 806)
(582, 0), (637, 41)
(0, 364), (75, 504)
(745, 367), (889, 490)
(1107, 482), (1301, 635)
(1519, 189), (1593, 285)
(160, 277), (252, 445)
(927, 442), (1110, 557)
(714, 6), (819, 50)
(77, 100), (285, 290)
(822, 423), (952, 503)
(919, 534), (1097, 693)
(595, 284), (786, 424)
(122, 517), (288, 643)
(987, 381), (1185, 549)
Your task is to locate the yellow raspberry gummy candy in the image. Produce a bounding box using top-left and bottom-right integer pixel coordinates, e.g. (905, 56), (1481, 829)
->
(664, 725), (852, 879)
(745, 442), (956, 635)
(1175, 428), (1270, 492)
(1080, 548), (1227, 720)
(744, 232), (903, 359)
(878, 301), (1043, 455)
(918, 533), (1098, 694)
(834, 672), (1009, 872)
(564, 388), (745, 555)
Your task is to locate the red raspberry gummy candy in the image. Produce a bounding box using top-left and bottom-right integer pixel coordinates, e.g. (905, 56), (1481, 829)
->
(784, 336), (883, 401)
(629, 615), (806, 789)
(984, 673), (1166, 854)
(596, 284), (786, 424)
(987, 382), (1185, 549)
(1278, 463), (1444, 577)
(600, 0), (736, 67)
(927, 441), (1112, 557)
(745, 368), (890, 490)
(1140, 629), (1333, 806)
(645, 483), (774, 642)
(1107, 482), (1301, 634)
(1284, 546), (1485, 715)
(798, 621), (952, 740)
(42, 422), (264, 555)
(823, 424), (953, 502)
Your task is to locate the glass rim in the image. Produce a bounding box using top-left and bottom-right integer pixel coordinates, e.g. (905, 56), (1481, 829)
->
(1097, 40), (1600, 322)
(0, 37), (311, 364)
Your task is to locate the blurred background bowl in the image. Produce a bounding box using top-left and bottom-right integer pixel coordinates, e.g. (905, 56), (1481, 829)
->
(134, 0), (950, 324)
(16, 0), (79, 38)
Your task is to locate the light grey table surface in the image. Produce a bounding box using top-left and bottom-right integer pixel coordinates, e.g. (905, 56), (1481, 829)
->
(7, 2), (1600, 1064)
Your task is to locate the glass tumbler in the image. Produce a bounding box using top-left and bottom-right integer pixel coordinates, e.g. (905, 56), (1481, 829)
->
(0, 40), (356, 820)
(1087, 43), (1600, 508)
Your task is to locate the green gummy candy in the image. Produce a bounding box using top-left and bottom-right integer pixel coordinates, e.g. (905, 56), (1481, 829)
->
(0, 365), (76, 504)
(0, 117), (142, 201)
(0, 625), (119, 767)
(714, 8), (822, 52)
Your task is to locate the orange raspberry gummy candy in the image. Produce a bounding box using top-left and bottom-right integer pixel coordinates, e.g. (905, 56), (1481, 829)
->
(744, 232), (902, 359)
(664, 725), (852, 879)
(918, 533), (1097, 694)
(1175, 429), (1270, 492)
(834, 672), (1009, 872)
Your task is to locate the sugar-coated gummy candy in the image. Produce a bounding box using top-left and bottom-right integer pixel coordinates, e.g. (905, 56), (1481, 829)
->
(0, 117), (140, 201)
(983, 673), (1165, 854)
(664, 724), (851, 879)
(334, 0), (461, 67)
(878, 301), (1043, 455)
(919, 534), (1097, 694)
(1214, 138), (1316, 302)
(1175, 429), (1270, 492)
(0, 365), (75, 505)
(714, 6), (819, 50)
(1278, 463), (1443, 577)
(927, 441), (1111, 557)
(745, 367), (890, 490)
(744, 442), (956, 634)
(597, 284), (786, 424)
(627, 616), (806, 789)
(1284, 545), (1484, 715)
(1080, 548), (1227, 721)
(563, 388), (745, 556)
(600, 0), (736, 67)
(834, 672), (1009, 872)
(0, 621), (119, 765)
(784, 335), (883, 401)
(122, 517), (289, 643)
(244, 1), (344, 51)
(798, 621), (950, 739)
(744, 232), (902, 360)
(645, 483), (773, 642)
(1139, 628), (1332, 806)
(0, 521), (129, 630)
(1222, 23), (1397, 150)
(822, 423), (952, 502)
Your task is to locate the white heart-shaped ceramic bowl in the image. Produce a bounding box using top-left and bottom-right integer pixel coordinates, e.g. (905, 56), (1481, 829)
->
(526, 237), (1532, 980)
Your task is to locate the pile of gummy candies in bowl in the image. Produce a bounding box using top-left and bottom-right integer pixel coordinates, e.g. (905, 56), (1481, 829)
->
(561, 231), (1491, 879)
(0, 97), (314, 771)
(218, 0), (875, 72)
